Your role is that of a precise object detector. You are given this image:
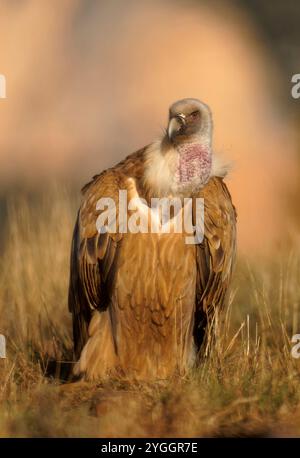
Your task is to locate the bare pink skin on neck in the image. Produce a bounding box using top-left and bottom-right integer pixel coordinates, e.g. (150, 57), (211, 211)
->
(176, 143), (212, 186)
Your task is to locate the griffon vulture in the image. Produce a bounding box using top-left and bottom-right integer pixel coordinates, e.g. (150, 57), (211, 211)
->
(68, 98), (237, 380)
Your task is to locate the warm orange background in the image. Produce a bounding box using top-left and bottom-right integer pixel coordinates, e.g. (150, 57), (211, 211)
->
(0, 0), (299, 255)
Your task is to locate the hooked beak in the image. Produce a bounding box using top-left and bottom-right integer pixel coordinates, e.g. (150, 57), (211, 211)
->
(167, 113), (186, 140)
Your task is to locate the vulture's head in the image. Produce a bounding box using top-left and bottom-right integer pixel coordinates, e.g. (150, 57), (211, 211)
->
(167, 98), (212, 148)
(145, 98), (227, 197)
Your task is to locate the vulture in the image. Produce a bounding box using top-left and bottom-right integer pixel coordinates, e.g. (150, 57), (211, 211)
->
(68, 98), (237, 380)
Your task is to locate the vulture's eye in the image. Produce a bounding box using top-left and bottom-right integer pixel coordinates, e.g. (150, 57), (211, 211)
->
(190, 110), (200, 119)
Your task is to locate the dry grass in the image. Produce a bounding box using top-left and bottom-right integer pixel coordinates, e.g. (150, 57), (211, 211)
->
(0, 184), (300, 437)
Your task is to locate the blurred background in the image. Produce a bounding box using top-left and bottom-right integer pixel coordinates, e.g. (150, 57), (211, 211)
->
(1, 1), (300, 437)
(0, 0), (300, 255)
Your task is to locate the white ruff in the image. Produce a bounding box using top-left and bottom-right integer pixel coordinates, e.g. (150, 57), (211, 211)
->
(144, 140), (230, 197)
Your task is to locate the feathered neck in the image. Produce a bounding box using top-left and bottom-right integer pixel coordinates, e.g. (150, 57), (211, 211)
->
(143, 137), (230, 199)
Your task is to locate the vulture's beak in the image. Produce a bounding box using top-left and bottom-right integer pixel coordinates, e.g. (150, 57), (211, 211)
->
(167, 113), (186, 140)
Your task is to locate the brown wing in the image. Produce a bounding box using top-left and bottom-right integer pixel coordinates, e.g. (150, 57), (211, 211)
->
(194, 176), (237, 354)
(68, 170), (123, 359)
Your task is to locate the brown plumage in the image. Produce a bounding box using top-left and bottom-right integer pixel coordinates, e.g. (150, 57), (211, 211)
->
(68, 98), (237, 380)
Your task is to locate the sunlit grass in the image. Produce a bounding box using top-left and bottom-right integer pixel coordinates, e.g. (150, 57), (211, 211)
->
(0, 185), (300, 437)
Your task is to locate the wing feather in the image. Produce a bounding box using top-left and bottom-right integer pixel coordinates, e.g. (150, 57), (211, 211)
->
(194, 176), (237, 353)
(68, 171), (123, 359)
